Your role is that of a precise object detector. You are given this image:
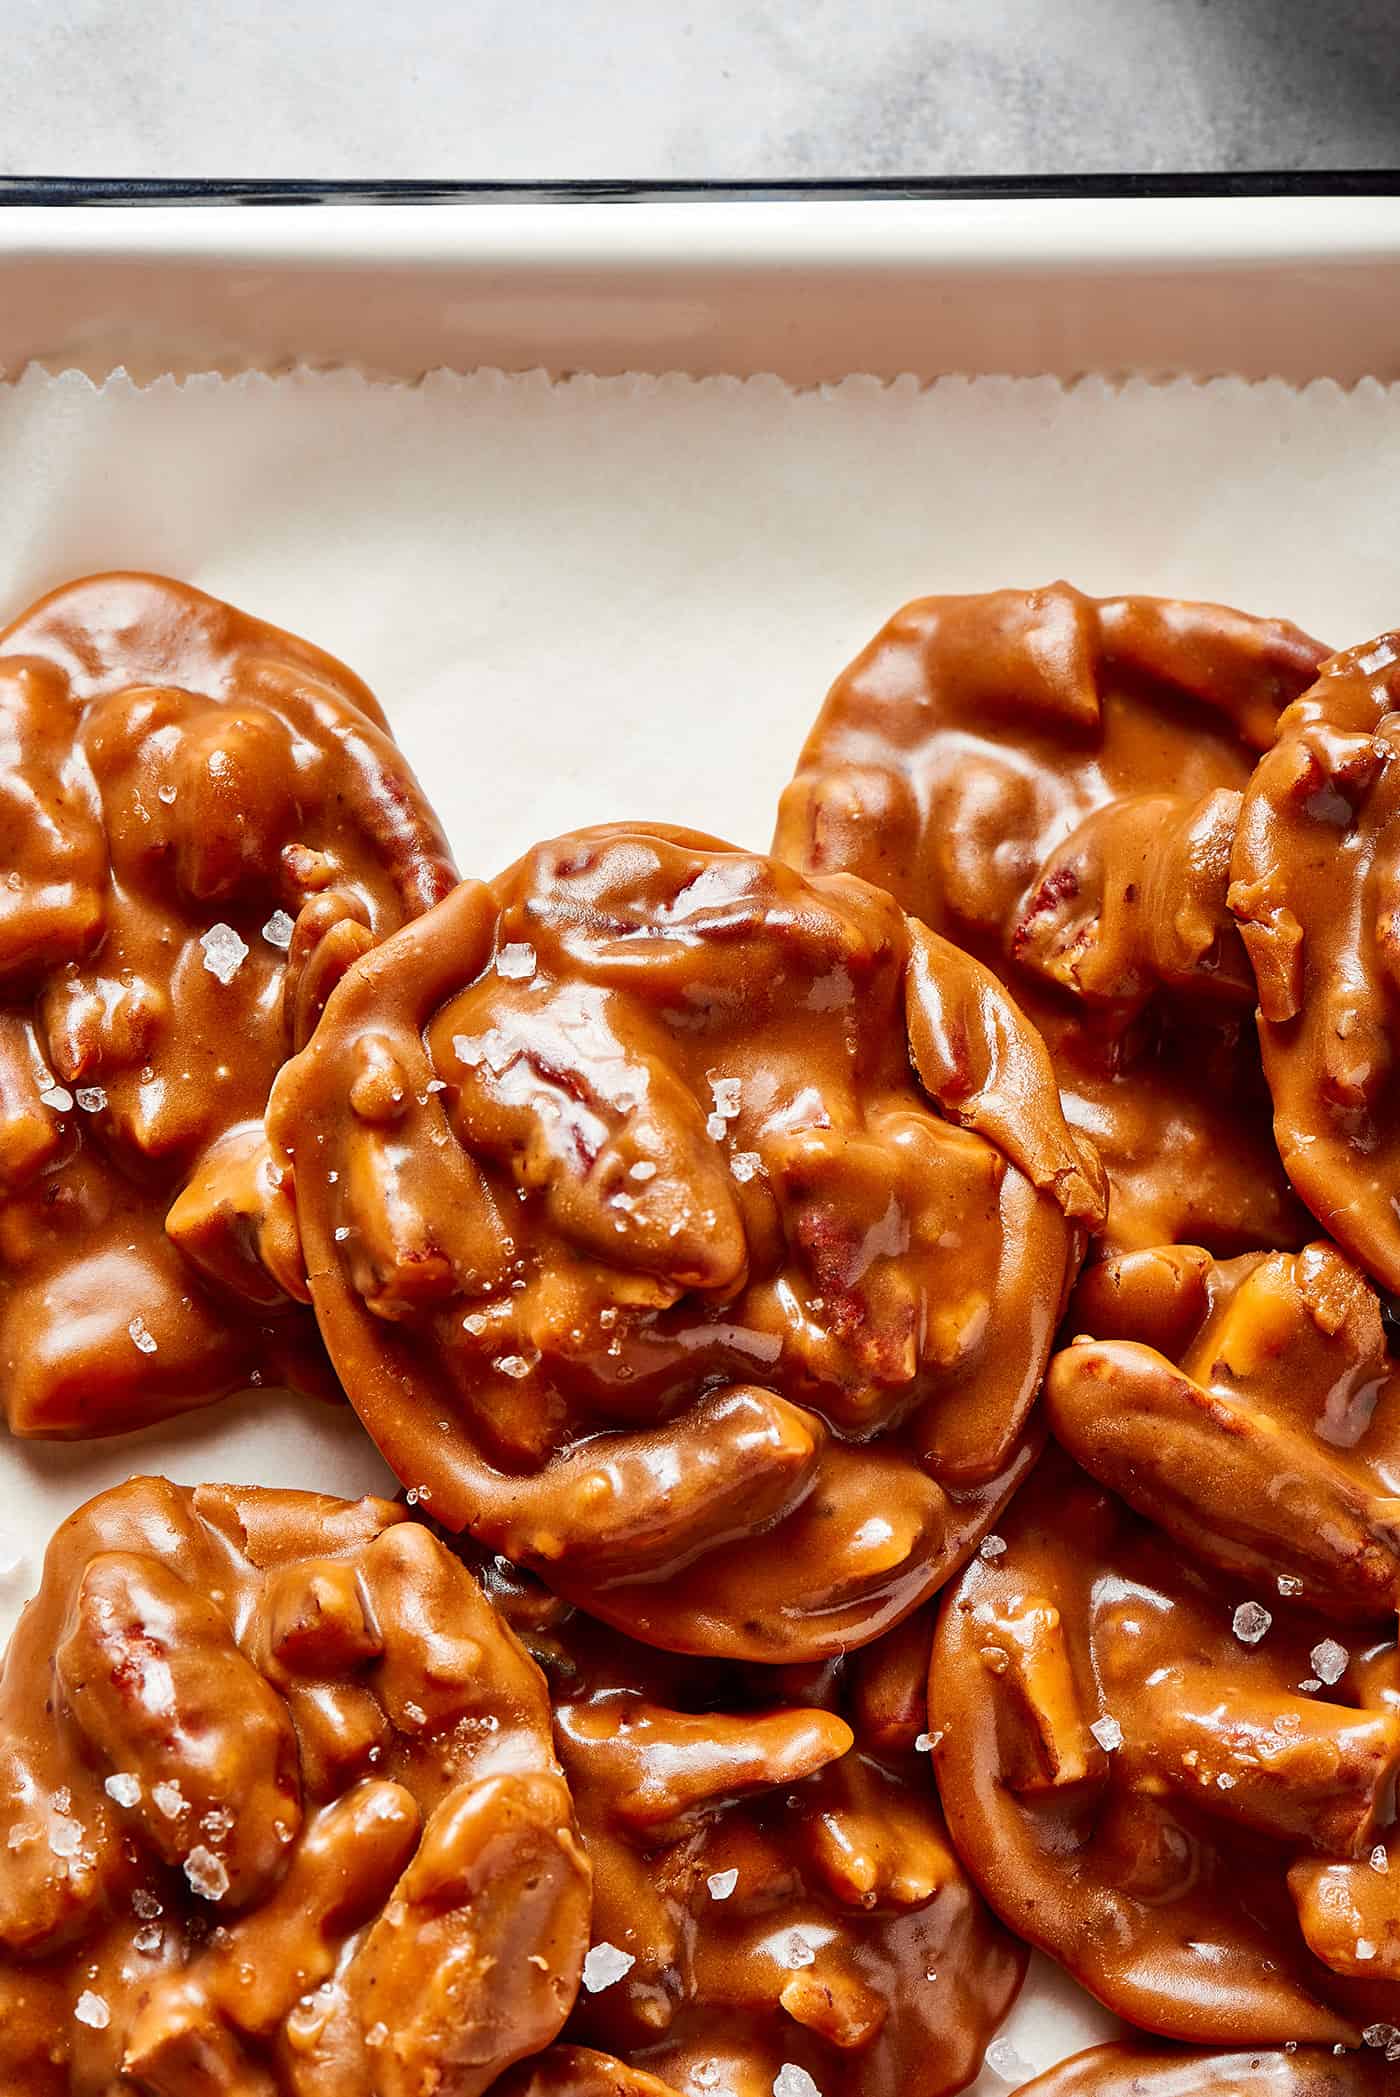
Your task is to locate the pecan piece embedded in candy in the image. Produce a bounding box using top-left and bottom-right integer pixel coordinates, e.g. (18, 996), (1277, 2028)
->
(1231, 631), (1400, 1291)
(482, 1563), (1025, 2097)
(932, 1449), (1400, 2046)
(345, 1771), (591, 2097)
(56, 1550), (304, 1907)
(1050, 1240), (1400, 1620)
(775, 581), (1326, 1253)
(267, 821), (1102, 1660)
(1015, 2038), (1398, 2094)
(0, 1476), (591, 2096)
(0, 571), (455, 1440)
(500, 2049), (681, 2097)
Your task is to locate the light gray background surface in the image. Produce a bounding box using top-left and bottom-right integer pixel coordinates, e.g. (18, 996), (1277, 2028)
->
(4, 0), (1398, 178)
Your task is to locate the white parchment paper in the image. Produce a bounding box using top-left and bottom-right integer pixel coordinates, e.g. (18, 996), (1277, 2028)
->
(5, 365), (1400, 2086)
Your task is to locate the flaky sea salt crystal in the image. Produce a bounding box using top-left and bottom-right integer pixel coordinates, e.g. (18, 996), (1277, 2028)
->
(132, 1889), (162, 1919)
(581, 1942), (635, 1993)
(75, 1085), (107, 1113)
(914, 1732), (938, 1753)
(706, 1113), (727, 1140)
(157, 783), (177, 805)
(104, 1774), (141, 1809)
(707, 1869), (738, 1901)
(50, 1816), (83, 1858)
(1363, 2022), (1400, 2059)
(184, 1846), (230, 1901)
(1232, 1601), (1272, 1645)
(74, 1991), (109, 2030)
(1216, 1772), (1237, 1790)
(980, 1534), (1008, 1561)
(495, 1354), (535, 1380)
(629, 1160), (658, 1181)
(1372, 1846), (1390, 1874)
(128, 1316), (158, 1355)
(1299, 1678), (1322, 1694)
(496, 942), (537, 980)
(984, 2038), (1037, 2084)
(152, 1782), (187, 1821)
(39, 1083), (74, 1112)
(133, 1923), (163, 1954)
(1357, 1938), (1378, 1962)
(403, 1701), (428, 1729)
(731, 1151), (763, 1182)
(1090, 1716), (1123, 1753)
(773, 2068), (820, 2097)
(784, 1931), (816, 1969)
(1276, 1573), (1304, 1596)
(710, 1076), (742, 1119)
(453, 1026), (513, 1074)
(692, 2065), (720, 2091)
(200, 923), (250, 984)
(262, 909), (295, 950)
(1311, 1638), (1349, 1686)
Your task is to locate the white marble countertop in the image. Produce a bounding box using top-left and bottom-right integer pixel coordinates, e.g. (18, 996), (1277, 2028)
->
(2, 0), (1396, 179)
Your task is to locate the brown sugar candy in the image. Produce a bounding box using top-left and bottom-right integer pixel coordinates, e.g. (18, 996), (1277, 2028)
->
(483, 1560), (1026, 2097)
(266, 820), (1104, 1661)
(0, 1475), (590, 2095)
(503, 2053), (681, 2097)
(1231, 630), (1400, 1293)
(1040, 1240), (1400, 2016)
(1047, 1238), (1400, 1623)
(1018, 2040), (1398, 2094)
(0, 572), (455, 1438)
(774, 582), (1326, 1254)
(931, 1447), (1400, 2046)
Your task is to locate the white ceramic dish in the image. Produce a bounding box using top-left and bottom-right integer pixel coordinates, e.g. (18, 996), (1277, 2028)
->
(2, 191), (1397, 2094)
(2, 193), (1400, 384)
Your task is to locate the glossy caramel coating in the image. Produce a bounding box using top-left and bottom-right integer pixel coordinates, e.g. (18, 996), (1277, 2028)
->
(0, 572), (455, 1437)
(1050, 1240), (1400, 1621)
(775, 582), (1326, 1254)
(0, 1475), (590, 2095)
(1019, 2041), (1397, 2095)
(503, 2050), (681, 2097)
(485, 1562), (1026, 2097)
(1231, 631), (1400, 1293)
(268, 821), (1103, 1660)
(932, 1451), (1400, 2045)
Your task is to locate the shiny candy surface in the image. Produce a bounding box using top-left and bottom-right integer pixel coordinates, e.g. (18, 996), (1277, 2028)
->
(0, 1476), (590, 2095)
(0, 573), (455, 1439)
(268, 821), (1103, 1659)
(932, 1450), (1400, 2046)
(1050, 1239), (1400, 1622)
(485, 1561), (1025, 2097)
(775, 582), (1326, 1254)
(1232, 631), (1400, 1292)
(1018, 2040), (1398, 2095)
